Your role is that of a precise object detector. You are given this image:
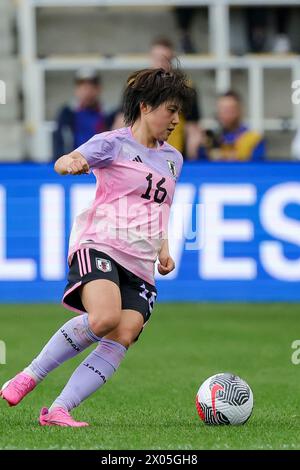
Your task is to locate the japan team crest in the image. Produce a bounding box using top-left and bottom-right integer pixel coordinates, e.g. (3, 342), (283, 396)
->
(96, 258), (112, 273)
(167, 160), (177, 178)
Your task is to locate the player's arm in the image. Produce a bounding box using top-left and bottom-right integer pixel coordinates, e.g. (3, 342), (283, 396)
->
(158, 239), (175, 275)
(54, 151), (90, 176)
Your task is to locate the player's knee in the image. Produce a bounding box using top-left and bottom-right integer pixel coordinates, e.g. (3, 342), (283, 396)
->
(88, 310), (121, 337)
(116, 328), (143, 348)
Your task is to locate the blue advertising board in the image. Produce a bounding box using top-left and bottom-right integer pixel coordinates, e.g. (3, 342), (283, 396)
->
(0, 163), (299, 302)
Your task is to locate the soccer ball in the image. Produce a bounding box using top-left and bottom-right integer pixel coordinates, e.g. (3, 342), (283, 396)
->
(195, 372), (253, 425)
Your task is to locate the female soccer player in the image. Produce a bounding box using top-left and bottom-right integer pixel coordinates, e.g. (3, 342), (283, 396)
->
(1, 67), (194, 427)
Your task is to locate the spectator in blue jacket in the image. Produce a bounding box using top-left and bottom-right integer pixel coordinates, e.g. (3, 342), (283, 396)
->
(53, 67), (108, 160)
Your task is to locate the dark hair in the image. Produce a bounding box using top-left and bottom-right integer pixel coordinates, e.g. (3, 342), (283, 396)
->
(151, 37), (175, 51)
(219, 90), (241, 103)
(123, 67), (195, 126)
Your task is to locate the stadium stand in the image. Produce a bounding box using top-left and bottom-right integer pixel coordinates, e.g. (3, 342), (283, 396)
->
(2, 1), (300, 161)
(0, 0), (23, 161)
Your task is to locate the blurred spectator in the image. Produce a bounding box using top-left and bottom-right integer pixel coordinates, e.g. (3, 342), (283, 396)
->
(199, 91), (265, 162)
(150, 37), (202, 160)
(173, 7), (196, 54)
(109, 37), (203, 160)
(53, 67), (108, 160)
(245, 7), (291, 54)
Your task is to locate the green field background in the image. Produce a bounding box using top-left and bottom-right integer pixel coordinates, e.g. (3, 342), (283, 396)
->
(0, 303), (299, 450)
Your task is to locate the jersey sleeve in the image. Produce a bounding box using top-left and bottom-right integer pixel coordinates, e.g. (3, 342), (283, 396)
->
(75, 133), (120, 169)
(175, 150), (184, 180)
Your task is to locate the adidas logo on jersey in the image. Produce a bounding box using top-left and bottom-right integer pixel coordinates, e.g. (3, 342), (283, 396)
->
(133, 155), (143, 163)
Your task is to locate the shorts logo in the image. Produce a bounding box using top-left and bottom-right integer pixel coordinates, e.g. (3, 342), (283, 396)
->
(139, 283), (157, 314)
(96, 258), (112, 273)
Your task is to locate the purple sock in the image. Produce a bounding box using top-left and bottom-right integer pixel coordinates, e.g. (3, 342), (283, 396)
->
(51, 339), (127, 411)
(24, 314), (101, 382)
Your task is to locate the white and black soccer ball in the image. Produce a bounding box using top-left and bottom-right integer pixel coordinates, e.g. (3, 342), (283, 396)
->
(195, 372), (253, 425)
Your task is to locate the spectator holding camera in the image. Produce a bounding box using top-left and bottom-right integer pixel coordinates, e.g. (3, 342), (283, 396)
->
(200, 91), (266, 162)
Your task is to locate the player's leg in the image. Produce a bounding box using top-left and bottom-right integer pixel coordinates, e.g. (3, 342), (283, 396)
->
(39, 279), (124, 426)
(104, 308), (144, 347)
(80, 279), (122, 337)
(43, 310), (142, 418)
(28, 278), (121, 381)
(1, 282), (121, 409)
(39, 310), (142, 427)
(39, 267), (155, 427)
(0, 249), (121, 406)
(0, 312), (101, 407)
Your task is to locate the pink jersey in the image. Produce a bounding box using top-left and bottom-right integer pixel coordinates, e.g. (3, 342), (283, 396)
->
(68, 127), (183, 285)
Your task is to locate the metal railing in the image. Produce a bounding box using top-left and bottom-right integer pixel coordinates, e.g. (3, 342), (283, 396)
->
(17, 0), (300, 160)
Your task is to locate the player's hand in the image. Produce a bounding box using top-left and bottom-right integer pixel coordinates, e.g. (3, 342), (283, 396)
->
(66, 156), (90, 175)
(55, 154), (90, 175)
(157, 254), (175, 276)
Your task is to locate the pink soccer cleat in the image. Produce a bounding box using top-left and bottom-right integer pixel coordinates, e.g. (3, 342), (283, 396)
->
(39, 407), (89, 427)
(0, 372), (36, 407)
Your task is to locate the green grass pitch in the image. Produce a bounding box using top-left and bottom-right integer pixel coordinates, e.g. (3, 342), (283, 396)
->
(0, 303), (299, 450)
